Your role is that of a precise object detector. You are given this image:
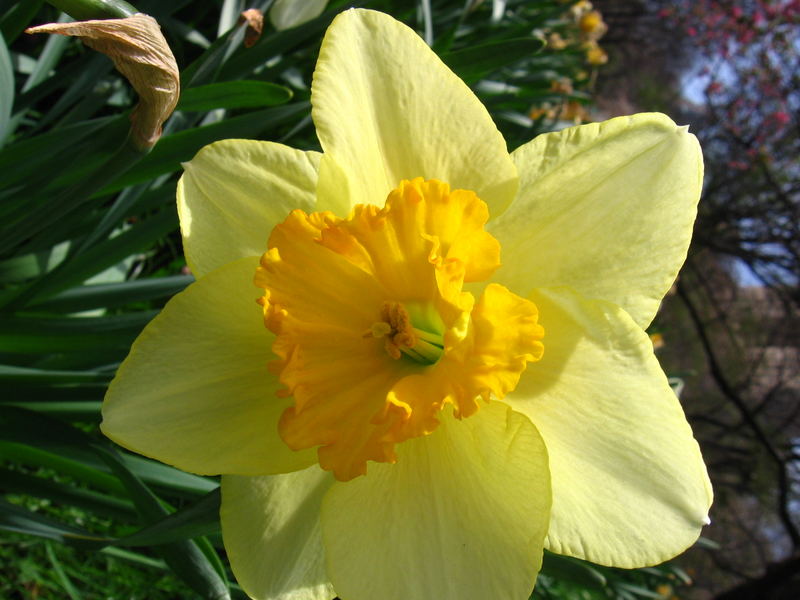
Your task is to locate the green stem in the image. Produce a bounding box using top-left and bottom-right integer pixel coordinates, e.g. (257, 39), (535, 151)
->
(46, 0), (138, 20)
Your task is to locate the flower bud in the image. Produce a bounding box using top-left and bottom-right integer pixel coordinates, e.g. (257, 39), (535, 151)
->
(27, 13), (179, 150)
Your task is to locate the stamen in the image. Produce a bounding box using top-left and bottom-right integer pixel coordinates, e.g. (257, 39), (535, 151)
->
(368, 321), (392, 338)
(365, 301), (445, 365)
(256, 177), (543, 480)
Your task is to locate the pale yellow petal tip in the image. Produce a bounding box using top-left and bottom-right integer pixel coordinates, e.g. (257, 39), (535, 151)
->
(625, 112), (678, 129)
(27, 14), (179, 150)
(98, 408), (183, 475)
(269, 0), (328, 30)
(703, 515), (711, 526)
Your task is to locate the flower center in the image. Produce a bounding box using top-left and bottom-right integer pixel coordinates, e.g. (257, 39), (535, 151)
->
(255, 177), (544, 481)
(366, 301), (445, 365)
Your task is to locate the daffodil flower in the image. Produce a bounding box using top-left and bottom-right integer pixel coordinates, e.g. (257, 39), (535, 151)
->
(102, 9), (712, 600)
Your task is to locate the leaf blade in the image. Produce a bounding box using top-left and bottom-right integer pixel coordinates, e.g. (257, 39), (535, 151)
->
(0, 30), (14, 146)
(178, 80), (292, 112)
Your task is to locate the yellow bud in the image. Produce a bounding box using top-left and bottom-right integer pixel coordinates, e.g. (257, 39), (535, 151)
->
(547, 32), (568, 50)
(585, 40), (608, 65)
(650, 332), (665, 350)
(528, 105), (555, 120)
(580, 10), (606, 35)
(550, 78), (574, 95)
(562, 100), (590, 123)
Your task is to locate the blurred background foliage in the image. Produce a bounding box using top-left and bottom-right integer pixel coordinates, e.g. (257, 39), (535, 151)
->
(0, 0), (797, 598)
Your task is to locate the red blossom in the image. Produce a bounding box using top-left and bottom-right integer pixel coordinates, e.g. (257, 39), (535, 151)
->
(770, 111), (791, 125)
(727, 160), (751, 171)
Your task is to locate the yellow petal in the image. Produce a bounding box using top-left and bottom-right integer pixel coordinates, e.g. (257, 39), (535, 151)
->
(255, 208), (408, 481)
(505, 286), (712, 567)
(178, 140), (321, 278)
(382, 179), (501, 283)
(102, 257), (316, 476)
(311, 9), (517, 215)
(320, 402), (550, 600)
(255, 179), (540, 481)
(27, 14), (179, 149)
(257, 179), (510, 480)
(391, 282), (544, 433)
(221, 469), (335, 600)
(451, 282), (545, 400)
(489, 113), (703, 328)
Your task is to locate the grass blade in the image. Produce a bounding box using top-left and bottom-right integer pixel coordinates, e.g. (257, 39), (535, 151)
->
(44, 542), (82, 600)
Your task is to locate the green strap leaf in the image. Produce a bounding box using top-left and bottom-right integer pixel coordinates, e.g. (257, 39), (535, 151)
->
(0, 498), (101, 542)
(0, 441), (126, 496)
(100, 102), (311, 193)
(0, 311), (157, 354)
(1, 408), (227, 596)
(93, 446), (230, 600)
(0, 405), (99, 447)
(540, 551), (607, 589)
(0, 30), (13, 147)
(219, 7), (336, 80)
(47, 0), (137, 20)
(0, 401), (102, 421)
(0, 409), (217, 496)
(3, 207), (177, 309)
(442, 37), (546, 85)
(1, 485), (221, 550)
(29, 275), (193, 312)
(0, 115), (122, 191)
(178, 80), (293, 112)
(0, 364), (112, 384)
(108, 488), (221, 548)
(0, 0), (46, 43)
(1, 467), (136, 520)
